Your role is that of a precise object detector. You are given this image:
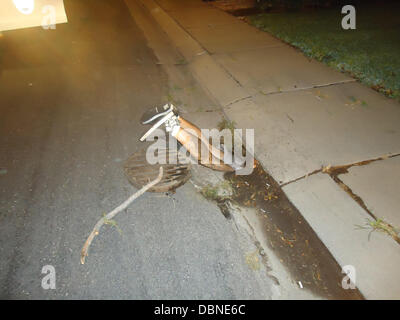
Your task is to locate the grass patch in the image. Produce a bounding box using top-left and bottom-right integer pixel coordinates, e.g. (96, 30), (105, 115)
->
(356, 218), (400, 244)
(217, 118), (238, 150)
(200, 181), (234, 219)
(217, 119), (236, 133)
(248, 3), (400, 100)
(201, 184), (220, 201)
(201, 180), (233, 201)
(175, 58), (187, 65)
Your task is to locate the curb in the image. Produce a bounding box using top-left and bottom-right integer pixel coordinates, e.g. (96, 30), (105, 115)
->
(137, 0), (250, 108)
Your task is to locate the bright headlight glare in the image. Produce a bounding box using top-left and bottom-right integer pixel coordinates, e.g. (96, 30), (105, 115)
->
(13, 0), (35, 15)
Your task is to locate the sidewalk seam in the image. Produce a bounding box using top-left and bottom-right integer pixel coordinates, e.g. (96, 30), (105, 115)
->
(280, 153), (400, 188)
(212, 57), (245, 87)
(224, 95), (252, 108)
(280, 153), (400, 244)
(257, 79), (357, 96)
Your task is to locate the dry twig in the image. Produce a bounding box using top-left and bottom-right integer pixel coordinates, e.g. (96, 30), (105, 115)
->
(80, 167), (163, 264)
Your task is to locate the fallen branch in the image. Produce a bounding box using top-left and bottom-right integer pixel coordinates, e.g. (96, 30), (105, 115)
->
(80, 167), (163, 264)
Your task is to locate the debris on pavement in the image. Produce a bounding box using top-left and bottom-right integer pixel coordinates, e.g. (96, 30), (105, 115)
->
(80, 168), (163, 264)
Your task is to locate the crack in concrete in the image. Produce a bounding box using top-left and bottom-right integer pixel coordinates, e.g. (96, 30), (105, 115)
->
(281, 153), (400, 188)
(224, 95), (252, 108)
(330, 171), (400, 245)
(281, 153), (400, 244)
(329, 170), (378, 221)
(211, 53), (246, 89)
(256, 79), (357, 96)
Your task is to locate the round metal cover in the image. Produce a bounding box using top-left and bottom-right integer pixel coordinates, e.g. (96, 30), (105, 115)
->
(123, 147), (191, 193)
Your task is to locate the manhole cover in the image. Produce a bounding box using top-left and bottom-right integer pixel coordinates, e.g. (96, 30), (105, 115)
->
(123, 147), (191, 193)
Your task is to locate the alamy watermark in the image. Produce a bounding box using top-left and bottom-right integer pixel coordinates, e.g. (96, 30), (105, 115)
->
(144, 127), (255, 175)
(341, 265), (356, 289)
(41, 265), (56, 290)
(341, 5), (356, 30)
(12, 0), (57, 29)
(41, 5), (57, 30)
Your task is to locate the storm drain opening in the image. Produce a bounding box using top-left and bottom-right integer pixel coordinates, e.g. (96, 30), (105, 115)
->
(123, 146), (191, 193)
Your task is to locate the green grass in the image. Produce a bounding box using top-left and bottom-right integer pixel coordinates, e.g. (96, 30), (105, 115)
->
(249, 3), (400, 100)
(217, 119), (236, 133)
(355, 218), (400, 244)
(201, 181), (233, 201)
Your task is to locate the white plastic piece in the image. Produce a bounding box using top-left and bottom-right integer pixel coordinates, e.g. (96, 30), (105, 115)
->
(140, 111), (174, 142)
(171, 125), (181, 137)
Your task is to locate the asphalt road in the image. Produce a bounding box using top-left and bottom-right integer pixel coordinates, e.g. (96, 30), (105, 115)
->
(0, 0), (273, 299)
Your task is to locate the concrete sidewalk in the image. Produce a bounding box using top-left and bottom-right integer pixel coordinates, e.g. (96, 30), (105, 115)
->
(139, 0), (400, 299)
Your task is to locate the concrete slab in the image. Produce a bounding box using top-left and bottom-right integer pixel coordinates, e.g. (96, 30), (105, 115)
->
(137, 0), (250, 106)
(340, 156), (400, 228)
(282, 173), (400, 299)
(167, 7), (242, 29)
(183, 110), (225, 130)
(225, 82), (400, 184)
(190, 54), (250, 106)
(156, 0), (208, 11)
(186, 23), (282, 54)
(165, 63), (222, 113)
(214, 46), (352, 95)
(139, 0), (205, 59)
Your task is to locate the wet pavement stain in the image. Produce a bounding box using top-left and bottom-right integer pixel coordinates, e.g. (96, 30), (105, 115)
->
(221, 161), (364, 299)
